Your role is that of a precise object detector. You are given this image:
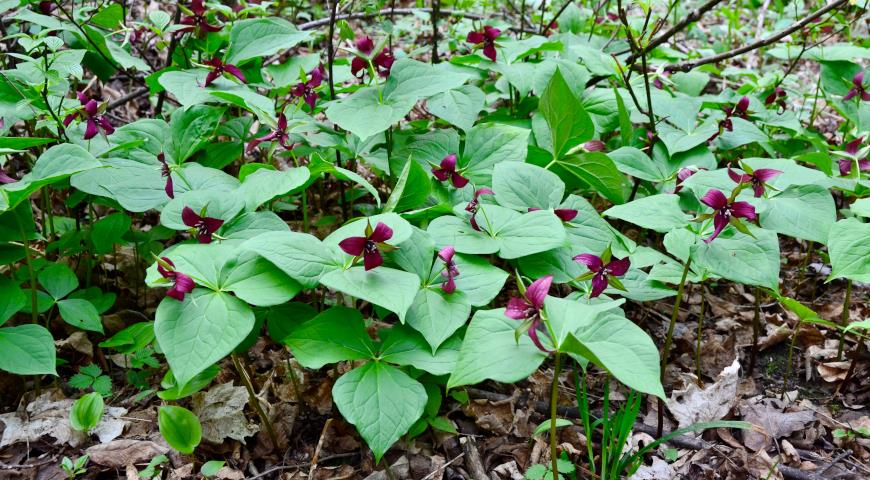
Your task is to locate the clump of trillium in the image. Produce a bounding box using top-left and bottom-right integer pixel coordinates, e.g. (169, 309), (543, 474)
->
(63, 91), (115, 140)
(843, 71), (870, 102)
(698, 188), (756, 243)
(466, 26), (501, 62)
(573, 247), (630, 298)
(431, 154), (469, 188)
(765, 87), (787, 112)
(156, 257), (195, 301)
(202, 58), (246, 88)
(157, 153), (173, 199)
(178, 0), (222, 36)
(709, 96), (750, 142)
(837, 137), (870, 176)
(290, 66), (324, 110)
(338, 221), (395, 271)
(247, 113), (294, 152)
(466, 188), (494, 231)
(727, 162), (782, 197)
(350, 36), (395, 78)
(505, 275), (553, 353)
(182, 206), (224, 244)
(437, 246), (460, 294)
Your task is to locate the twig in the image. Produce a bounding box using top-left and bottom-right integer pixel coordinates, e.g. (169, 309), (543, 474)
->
(231, 353), (279, 449)
(107, 86), (149, 111)
(460, 437), (488, 480)
(421, 453), (465, 480)
(620, 0), (724, 61)
(814, 450), (852, 479)
(155, 6), (182, 116)
(308, 418), (333, 478)
(246, 453), (358, 480)
(431, 0), (440, 64)
(542, 0), (574, 35)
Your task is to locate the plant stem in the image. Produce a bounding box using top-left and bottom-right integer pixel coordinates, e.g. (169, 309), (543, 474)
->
(574, 364), (595, 474)
(783, 314), (801, 394)
(18, 215), (39, 324)
(658, 258), (692, 437)
(748, 287), (762, 375)
(601, 375), (610, 478)
(231, 353), (279, 448)
(695, 287), (706, 382)
(837, 279), (852, 361)
(549, 351), (562, 479)
(431, 0), (440, 63)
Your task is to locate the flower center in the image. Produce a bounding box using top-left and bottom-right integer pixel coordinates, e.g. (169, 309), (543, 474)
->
(364, 240), (378, 254)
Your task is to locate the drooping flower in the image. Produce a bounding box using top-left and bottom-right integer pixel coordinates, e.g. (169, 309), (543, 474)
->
(699, 189), (757, 243)
(38, 1), (55, 14)
(710, 96), (750, 142)
(157, 153), (173, 199)
(247, 113), (293, 152)
(838, 137), (870, 176)
(504, 275), (553, 353)
(350, 36), (395, 78)
(157, 257), (195, 301)
(765, 87), (787, 111)
(843, 71), (870, 102)
(63, 91), (115, 140)
(290, 66), (324, 110)
(728, 163), (783, 197)
(673, 166), (704, 194)
(431, 154), (469, 188)
(583, 140), (606, 152)
(573, 251), (630, 298)
(527, 207), (578, 222)
(465, 188), (494, 231)
(182, 206), (224, 244)
(466, 26), (501, 62)
(338, 221), (394, 271)
(178, 0), (222, 36)
(437, 246), (459, 294)
(202, 58), (246, 88)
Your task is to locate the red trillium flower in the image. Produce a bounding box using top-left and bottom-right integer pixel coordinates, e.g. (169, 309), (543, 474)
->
(466, 26), (501, 62)
(178, 0), (222, 36)
(291, 66), (324, 110)
(728, 164), (782, 197)
(710, 96), (750, 142)
(431, 154), (469, 188)
(38, 1), (55, 14)
(505, 275), (553, 353)
(838, 137), (870, 176)
(157, 153), (173, 199)
(182, 206), (224, 244)
(527, 207), (578, 222)
(699, 189), (757, 243)
(843, 71), (870, 102)
(437, 246), (460, 294)
(339, 221), (394, 271)
(63, 91), (115, 140)
(247, 113), (293, 152)
(0, 170), (16, 184)
(573, 252), (630, 298)
(350, 36), (395, 78)
(765, 87), (787, 111)
(202, 58), (246, 88)
(674, 166), (705, 194)
(465, 188), (494, 231)
(584, 140), (606, 152)
(157, 257), (195, 301)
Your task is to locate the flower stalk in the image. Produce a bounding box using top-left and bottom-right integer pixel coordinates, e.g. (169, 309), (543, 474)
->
(658, 257), (692, 437)
(549, 350), (562, 479)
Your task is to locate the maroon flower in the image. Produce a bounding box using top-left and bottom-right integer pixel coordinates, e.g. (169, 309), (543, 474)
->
(431, 154), (469, 188)
(157, 153), (173, 199)
(838, 137), (870, 176)
(0, 170), (16, 184)
(527, 207), (578, 222)
(38, 1), (55, 14)
(465, 188), (494, 231)
(466, 26), (501, 62)
(674, 166), (704, 194)
(63, 91), (114, 140)
(338, 221), (394, 271)
(182, 206), (224, 244)
(710, 96), (750, 142)
(437, 246), (459, 294)
(290, 66), (323, 110)
(573, 252), (630, 298)
(843, 71), (870, 102)
(504, 275), (553, 353)
(765, 87), (787, 111)
(699, 189), (757, 243)
(202, 58), (246, 88)
(178, 0), (222, 36)
(728, 164), (782, 197)
(157, 257), (195, 301)
(247, 113), (293, 152)
(584, 140), (606, 152)
(350, 36), (394, 78)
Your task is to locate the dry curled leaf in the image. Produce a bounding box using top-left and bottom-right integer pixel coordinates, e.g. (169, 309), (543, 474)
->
(667, 359), (740, 429)
(85, 439), (169, 468)
(191, 382), (259, 443)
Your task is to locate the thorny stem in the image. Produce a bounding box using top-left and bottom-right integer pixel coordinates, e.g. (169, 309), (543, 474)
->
(748, 287), (762, 375)
(837, 279), (852, 361)
(658, 257), (691, 437)
(550, 351), (562, 479)
(231, 353), (279, 448)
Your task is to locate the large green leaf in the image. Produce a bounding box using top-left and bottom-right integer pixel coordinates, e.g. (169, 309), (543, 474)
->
(555, 153), (628, 204)
(827, 217), (870, 282)
(160, 190), (245, 231)
(1, 144), (100, 212)
(493, 162), (565, 210)
(238, 167), (310, 211)
(691, 226), (780, 291)
(155, 290), (255, 387)
(759, 185), (835, 243)
(57, 298), (104, 333)
(0, 324), (57, 375)
(220, 250), (301, 306)
(0, 277), (25, 326)
(226, 18), (313, 64)
(427, 85), (485, 131)
(242, 231), (340, 288)
(320, 267), (420, 322)
(332, 362), (427, 463)
(603, 194), (692, 233)
(539, 68), (594, 158)
(325, 87), (416, 140)
(168, 105), (225, 163)
(158, 405), (202, 454)
(378, 325), (461, 376)
(461, 123), (530, 184)
(284, 307), (376, 369)
(405, 288), (472, 353)
(38, 263), (78, 300)
(450, 254), (509, 307)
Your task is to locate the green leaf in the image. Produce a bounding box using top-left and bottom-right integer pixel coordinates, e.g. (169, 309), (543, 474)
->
(555, 153), (628, 204)
(461, 123), (530, 184)
(220, 250), (301, 307)
(266, 302), (317, 343)
(323, 213), (413, 248)
(383, 159), (431, 213)
(91, 213), (131, 254)
(406, 289), (471, 353)
(99, 321), (154, 354)
(0, 276), (26, 326)
(614, 87), (632, 146)
(155, 290), (255, 387)
(332, 362), (427, 463)
(691, 226), (780, 291)
(168, 105), (225, 163)
(450, 254), (509, 307)
(759, 185), (835, 243)
(200, 461), (225, 478)
(827, 217), (870, 282)
(533, 418), (573, 437)
(383, 59), (472, 101)
(603, 194), (692, 233)
(38, 264), (78, 300)
(160, 190), (245, 232)
(493, 162), (565, 210)
(145, 243), (234, 290)
(1, 143), (100, 212)
(158, 365), (220, 401)
(447, 309), (548, 389)
(91, 3), (124, 29)
(0, 324), (57, 375)
(242, 231), (340, 288)
(378, 326), (460, 376)
(70, 392), (105, 432)
(158, 405), (202, 454)
(226, 18), (313, 64)
(320, 267), (420, 323)
(57, 299), (104, 333)
(284, 307), (376, 369)
(427, 85), (485, 131)
(325, 87), (416, 140)
(238, 167), (310, 211)
(539, 68), (594, 158)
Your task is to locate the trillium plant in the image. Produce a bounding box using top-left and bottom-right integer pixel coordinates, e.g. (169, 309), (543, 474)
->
(1, 0), (868, 479)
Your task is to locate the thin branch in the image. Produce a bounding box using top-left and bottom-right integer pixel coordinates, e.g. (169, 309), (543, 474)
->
(620, 0), (725, 61)
(107, 86), (149, 111)
(298, 8), (518, 31)
(542, 0), (575, 35)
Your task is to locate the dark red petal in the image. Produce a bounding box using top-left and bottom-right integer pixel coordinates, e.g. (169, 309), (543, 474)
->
(527, 325), (552, 353)
(854, 71), (865, 88)
(607, 257), (631, 277)
(474, 187), (494, 199)
(753, 168), (782, 182)
(731, 201), (757, 221)
(525, 275), (553, 310)
(369, 222), (393, 242)
(223, 64), (247, 83)
(181, 206), (201, 227)
(363, 249), (383, 271)
(590, 273), (608, 298)
(432, 167), (451, 181)
(63, 113), (78, 126)
(203, 70), (219, 87)
(438, 246), (455, 263)
(174, 273), (195, 294)
(97, 116), (114, 135)
(355, 36), (374, 54)
(440, 154), (457, 171)
(351, 57), (367, 76)
(752, 183), (765, 198)
(441, 275), (456, 294)
(165, 175), (175, 199)
(308, 66), (323, 87)
(202, 22), (223, 33)
(728, 167), (749, 184)
(505, 297), (531, 319)
(202, 216), (224, 234)
(705, 213), (729, 243)
(0, 171), (15, 184)
(339, 236), (367, 256)
(736, 96), (750, 113)
(84, 118), (99, 140)
(554, 209), (578, 222)
(845, 137), (863, 155)
(76, 91), (88, 104)
(844, 89), (857, 101)
(482, 43), (497, 62)
(838, 159), (853, 176)
(305, 91), (318, 110)
(84, 99), (99, 116)
(573, 253), (603, 272)
(466, 31), (485, 44)
(469, 215), (481, 231)
(483, 26), (501, 40)
(451, 173), (470, 188)
(700, 189), (728, 210)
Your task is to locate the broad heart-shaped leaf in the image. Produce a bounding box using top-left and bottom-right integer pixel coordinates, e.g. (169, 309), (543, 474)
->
(0, 277), (25, 326)
(758, 185), (835, 243)
(657, 121), (719, 156)
(543, 296), (625, 349)
(691, 226), (780, 291)
(609, 147), (671, 182)
(554, 153), (628, 204)
(160, 189), (245, 231)
(427, 85), (485, 131)
(158, 71), (273, 116)
(146, 243), (235, 290)
(168, 105), (225, 163)
(0, 325), (57, 375)
(57, 299), (104, 333)
(450, 254), (509, 307)
(383, 59), (473, 101)
(284, 307), (376, 369)
(238, 167), (310, 211)
(493, 162), (565, 210)
(0, 143), (100, 213)
(383, 159), (431, 213)
(226, 18), (312, 64)
(460, 123), (530, 184)
(325, 87), (416, 141)
(220, 250), (301, 307)
(158, 405), (202, 455)
(155, 289), (255, 387)
(332, 362), (427, 463)
(827, 217), (870, 282)
(447, 309), (548, 389)
(38, 263), (78, 300)
(539, 68), (594, 158)
(320, 267), (420, 323)
(603, 194), (692, 233)
(378, 325), (461, 376)
(242, 231), (340, 288)
(387, 227), (436, 282)
(715, 117), (769, 150)
(406, 288), (472, 353)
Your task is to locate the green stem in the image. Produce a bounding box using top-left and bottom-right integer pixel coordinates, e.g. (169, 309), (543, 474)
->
(748, 287), (762, 375)
(783, 316), (801, 394)
(600, 375), (610, 478)
(837, 279), (852, 361)
(549, 351), (562, 479)
(575, 365), (595, 474)
(18, 216), (39, 324)
(657, 257), (691, 437)
(695, 288), (706, 382)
